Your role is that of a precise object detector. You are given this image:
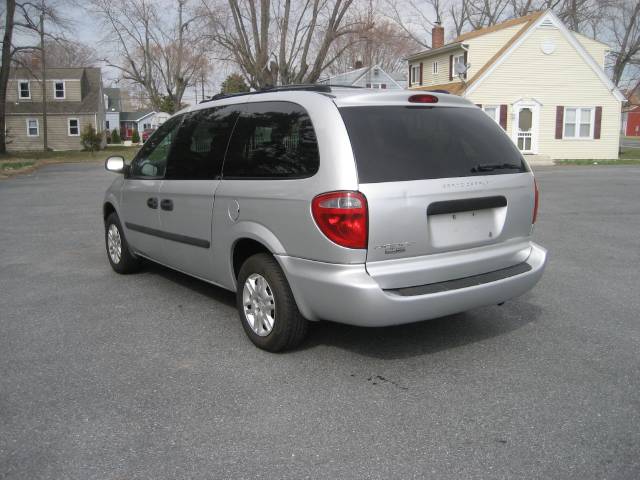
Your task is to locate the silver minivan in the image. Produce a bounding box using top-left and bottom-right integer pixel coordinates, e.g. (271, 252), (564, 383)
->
(103, 86), (547, 351)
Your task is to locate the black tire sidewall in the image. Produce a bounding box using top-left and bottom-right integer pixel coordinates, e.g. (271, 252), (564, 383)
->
(236, 253), (306, 352)
(105, 212), (139, 274)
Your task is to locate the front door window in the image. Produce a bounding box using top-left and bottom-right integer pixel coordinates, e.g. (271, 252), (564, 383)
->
(516, 106), (534, 152)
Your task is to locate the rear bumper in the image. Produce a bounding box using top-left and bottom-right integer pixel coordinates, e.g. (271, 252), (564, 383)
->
(276, 242), (547, 327)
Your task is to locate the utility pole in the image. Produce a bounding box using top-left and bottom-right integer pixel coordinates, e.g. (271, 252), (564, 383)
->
(39, 2), (48, 151)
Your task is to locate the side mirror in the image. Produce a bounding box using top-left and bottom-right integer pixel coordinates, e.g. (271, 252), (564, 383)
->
(105, 156), (125, 174)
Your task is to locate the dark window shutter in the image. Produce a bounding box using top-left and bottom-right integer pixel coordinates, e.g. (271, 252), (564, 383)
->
(419, 63), (423, 86)
(449, 55), (453, 81)
(555, 106), (564, 139)
(408, 64), (411, 86)
(381, 84), (387, 89)
(476, 104), (482, 108)
(499, 105), (508, 130)
(463, 51), (468, 79)
(594, 106), (602, 139)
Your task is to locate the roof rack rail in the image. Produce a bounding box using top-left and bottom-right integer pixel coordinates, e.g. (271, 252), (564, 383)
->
(200, 84), (334, 104)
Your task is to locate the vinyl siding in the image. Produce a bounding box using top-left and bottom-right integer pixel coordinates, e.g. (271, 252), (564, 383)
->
(464, 24), (522, 79)
(6, 79), (82, 103)
(409, 47), (466, 88)
(573, 32), (609, 68)
(467, 26), (620, 159)
(5, 114), (98, 151)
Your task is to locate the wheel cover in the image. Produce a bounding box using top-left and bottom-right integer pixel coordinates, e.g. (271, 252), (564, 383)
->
(107, 224), (122, 264)
(242, 273), (276, 337)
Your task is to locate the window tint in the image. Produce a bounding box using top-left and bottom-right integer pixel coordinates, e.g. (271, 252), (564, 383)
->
(130, 115), (182, 179)
(339, 106), (528, 183)
(224, 101), (319, 179)
(166, 105), (240, 180)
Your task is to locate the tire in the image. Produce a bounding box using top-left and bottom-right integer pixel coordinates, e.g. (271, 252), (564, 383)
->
(236, 253), (308, 352)
(105, 212), (142, 274)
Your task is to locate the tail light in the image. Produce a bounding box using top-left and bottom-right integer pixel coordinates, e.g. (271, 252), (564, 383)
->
(312, 191), (368, 249)
(532, 178), (539, 224)
(408, 94), (438, 104)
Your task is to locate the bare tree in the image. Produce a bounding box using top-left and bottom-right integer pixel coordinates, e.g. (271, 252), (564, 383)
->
(327, 17), (421, 74)
(91, 0), (208, 112)
(384, 0), (444, 48)
(203, 0), (371, 88)
(4, 1), (70, 150)
(605, 0), (640, 89)
(0, 0), (17, 154)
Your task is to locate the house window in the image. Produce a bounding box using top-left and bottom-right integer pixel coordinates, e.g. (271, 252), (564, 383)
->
(54, 81), (65, 99)
(453, 54), (466, 76)
(26, 119), (39, 136)
(106, 120), (110, 130)
(68, 118), (80, 136)
(143, 123), (151, 130)
(411, 65), (420, 84)
(19, 81), (31, 99)
(367, 83), (386, 89)
(564, 107), (594, 139)
(432, 62), (438, 74)
(482, 105), (500, 124)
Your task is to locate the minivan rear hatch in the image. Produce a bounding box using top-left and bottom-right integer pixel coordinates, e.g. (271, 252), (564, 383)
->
(339, 104), (535, 289)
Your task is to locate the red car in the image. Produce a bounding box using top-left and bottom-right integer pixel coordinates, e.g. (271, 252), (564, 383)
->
(142, 128), (156, 142)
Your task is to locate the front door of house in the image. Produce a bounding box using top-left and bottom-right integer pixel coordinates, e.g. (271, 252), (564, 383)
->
(513, 103), (539, 154)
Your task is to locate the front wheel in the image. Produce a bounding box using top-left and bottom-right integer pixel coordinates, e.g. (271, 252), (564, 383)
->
(236, 253), (308, 352)
(105, 212), (141, 274)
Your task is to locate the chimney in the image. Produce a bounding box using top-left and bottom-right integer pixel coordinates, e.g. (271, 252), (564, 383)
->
(354, 59), (363, 69)
(432, 22), (444, 49)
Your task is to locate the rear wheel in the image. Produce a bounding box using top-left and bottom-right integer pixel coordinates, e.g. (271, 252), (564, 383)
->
(105, 212), (141, 274)
(236, 253), (308, 352)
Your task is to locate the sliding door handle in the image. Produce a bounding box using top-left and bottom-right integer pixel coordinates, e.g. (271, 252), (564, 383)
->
(160, 199), (174, 211)
(147, 197), (158, 209)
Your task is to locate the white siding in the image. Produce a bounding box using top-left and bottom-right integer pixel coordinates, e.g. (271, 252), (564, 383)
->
(467, 26), (620, 160)
(464, 24), (523, 79)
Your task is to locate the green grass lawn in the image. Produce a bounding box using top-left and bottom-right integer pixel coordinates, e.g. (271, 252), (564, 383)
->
(0, 145), (141, 177)
(555, 148), (640, 165)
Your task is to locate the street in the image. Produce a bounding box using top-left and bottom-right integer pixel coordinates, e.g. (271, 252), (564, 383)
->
(1, 163), (639, 479)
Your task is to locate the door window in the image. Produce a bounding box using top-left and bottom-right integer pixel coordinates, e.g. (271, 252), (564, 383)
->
(130, 115), (182, 178)
(223, 101), (320, 179)
(166, 105), (241, 180)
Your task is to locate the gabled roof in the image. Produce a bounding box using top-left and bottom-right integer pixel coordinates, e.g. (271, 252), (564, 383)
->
(454, 11), (544, 42)
(120, 110), (155, 122)
(409, 10), (624, 103)
(463, 10), (625, 102)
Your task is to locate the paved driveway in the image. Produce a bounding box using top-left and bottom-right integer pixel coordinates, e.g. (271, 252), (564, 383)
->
(1, 163), (639, 479)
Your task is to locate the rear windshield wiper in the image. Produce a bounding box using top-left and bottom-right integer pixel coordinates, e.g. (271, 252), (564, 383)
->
(471, 163), (522, 173)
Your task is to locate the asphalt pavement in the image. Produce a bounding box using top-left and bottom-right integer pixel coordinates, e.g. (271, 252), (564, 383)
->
(1, 162), (639, 479)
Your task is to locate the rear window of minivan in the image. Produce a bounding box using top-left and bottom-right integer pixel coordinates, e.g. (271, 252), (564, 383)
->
(339, 106), (528, 183)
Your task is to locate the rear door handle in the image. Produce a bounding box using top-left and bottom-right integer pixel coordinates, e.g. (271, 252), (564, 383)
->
(147, 197), (158, 209)
(160, 199), (174, 211)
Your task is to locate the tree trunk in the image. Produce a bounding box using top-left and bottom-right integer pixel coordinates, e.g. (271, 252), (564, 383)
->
(40, 9), (49, 151)
(0, 0), (17, 154)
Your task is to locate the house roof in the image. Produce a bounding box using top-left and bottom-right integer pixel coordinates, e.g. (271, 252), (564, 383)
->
(454, 11), (544, 42)
(408, 10), (624, 103)
(406, 42), (464, 62)
(120, 110), (155, 122)
(6, 67), (103, 114)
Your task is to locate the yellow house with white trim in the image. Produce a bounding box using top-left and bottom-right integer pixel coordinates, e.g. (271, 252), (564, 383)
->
(407, 11), (624, 161)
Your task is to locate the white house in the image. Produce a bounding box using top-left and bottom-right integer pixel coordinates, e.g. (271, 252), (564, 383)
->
(407, 10), (624, 161)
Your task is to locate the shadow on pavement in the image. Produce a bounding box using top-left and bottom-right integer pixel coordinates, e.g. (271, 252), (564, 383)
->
(300, 301), (542, 360)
